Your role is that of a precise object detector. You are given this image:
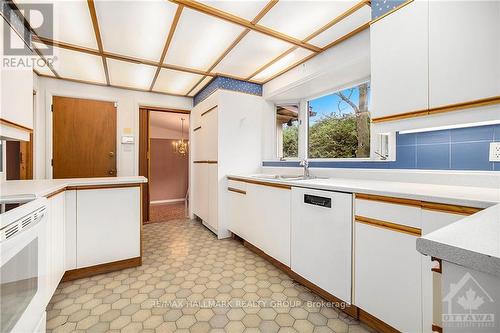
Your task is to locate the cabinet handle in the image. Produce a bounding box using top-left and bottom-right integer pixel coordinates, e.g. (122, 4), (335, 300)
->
(228, 187), (246, 195)
(431, 257), (442, 274)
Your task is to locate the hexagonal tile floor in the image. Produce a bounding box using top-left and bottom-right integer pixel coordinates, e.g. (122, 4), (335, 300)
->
(47, 219), (375, 333)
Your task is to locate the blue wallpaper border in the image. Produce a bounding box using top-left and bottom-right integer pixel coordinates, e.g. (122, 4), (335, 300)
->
(265, 124), (500, 171)
(194, 76), (262, 106)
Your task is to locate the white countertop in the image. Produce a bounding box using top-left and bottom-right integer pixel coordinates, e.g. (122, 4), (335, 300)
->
(0, 176), (147, 198)
(229, 174), (500, 277)
(229, 174), (500, 208)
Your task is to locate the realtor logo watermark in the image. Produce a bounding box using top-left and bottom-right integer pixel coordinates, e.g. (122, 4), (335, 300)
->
(2, 3), (56, 69)
(442, 272), (496, 330)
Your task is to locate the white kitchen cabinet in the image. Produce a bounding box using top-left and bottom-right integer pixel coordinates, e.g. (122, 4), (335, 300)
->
(292, 188), (352, 303)
(65, 190), (77, 270)
(46, 192), (66, 297)
(0, 23), (34, 134)
(355, 221), (422, 332)
(226, 180), (248, 238)
(192, 163), (209, 222)
(76, 187), (140, 268)
(429, 1), (500, 107)
(202, 107), (218, 161)
(421, 209), (466, 333)
(370, 0), (429, 119)
(206, 163), (218, 232)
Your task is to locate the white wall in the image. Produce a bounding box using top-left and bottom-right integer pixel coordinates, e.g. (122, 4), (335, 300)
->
(34, 76), (192, 178)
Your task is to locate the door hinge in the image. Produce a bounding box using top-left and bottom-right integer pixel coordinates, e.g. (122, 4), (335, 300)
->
(51, 159), (53, 166)
(51, 104), (53, 112)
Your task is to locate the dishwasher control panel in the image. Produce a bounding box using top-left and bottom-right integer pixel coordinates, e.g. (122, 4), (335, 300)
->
(304, 194), (331, 208)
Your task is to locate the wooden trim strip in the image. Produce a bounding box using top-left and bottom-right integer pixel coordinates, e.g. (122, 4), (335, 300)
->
(431, 256), (442, 274)
(139, 106), (190, 114)
(193, 160), (218, 164)
(227, 176), (292, 190)
(66, 183), (141, 191)
(356, 193), (482, 216)
(169, 0), (321, 52)
(149, 5), (184, 91)
(193, 126), (202, 132)
(421, 202), (482, 216)
(372, 96), (500, 123)
(87, 0), (110, 85)
(0, 118), (33, 132)
(227, 187), (246, 195)
(201, 106), (217, 117)
(62, 257), (141, 282)
(356, 215), (422, 236)
(45, 188), (66, 199)
(355, 193), (421, 207)
(358, 309), (400, 333)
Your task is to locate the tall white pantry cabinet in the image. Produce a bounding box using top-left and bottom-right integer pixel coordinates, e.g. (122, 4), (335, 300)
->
(190, 90), (273, 238)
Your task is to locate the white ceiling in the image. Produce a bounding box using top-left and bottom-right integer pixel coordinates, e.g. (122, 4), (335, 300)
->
(18, 0), (372, 97)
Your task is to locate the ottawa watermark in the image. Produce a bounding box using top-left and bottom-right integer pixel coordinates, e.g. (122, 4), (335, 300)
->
(2, 2), (56, 69)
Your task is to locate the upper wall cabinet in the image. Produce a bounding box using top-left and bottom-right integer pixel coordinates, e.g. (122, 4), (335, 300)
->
(429, 1), (500, 107)
(370, 1), (429, 119)
(0, 21), (34, 139)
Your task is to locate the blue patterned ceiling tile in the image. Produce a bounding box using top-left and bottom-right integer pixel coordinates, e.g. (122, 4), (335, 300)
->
(194, 76), (262, 106)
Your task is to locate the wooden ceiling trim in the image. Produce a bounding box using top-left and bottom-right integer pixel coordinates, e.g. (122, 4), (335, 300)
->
(36, 74), (188, 98)
(262, 22), (370, 84)
(169, 0), (321, 52)
(149, 5), (184, 91)
(247, 0), (370, 81)
(32, 47), (61, 78)
(87, 0), (110, 85)
(185, 0), (278, 96)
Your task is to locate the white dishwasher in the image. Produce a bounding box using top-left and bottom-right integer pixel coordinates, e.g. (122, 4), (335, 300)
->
(291, 187), (353, 304)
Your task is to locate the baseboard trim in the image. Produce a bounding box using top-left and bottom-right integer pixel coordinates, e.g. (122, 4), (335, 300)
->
(242, 239), (359, 319)
(358, 309), (400, 333)
(150, 199), (185, 205)
(62, 257), (142, 282)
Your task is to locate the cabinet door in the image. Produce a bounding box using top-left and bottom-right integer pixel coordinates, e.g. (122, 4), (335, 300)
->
(246, 184), (291, 266)
(421, 210), (465, 333)
(355, 222), (422, 332)
(192, 128), (204, 161)
(76, 187), (140, 268)
(429, 1), (500, 107)
(226, 180), (248, 238)
(201, 107), (218, 161)
(46, 192), (66, 296)
(206, 163), (218, 232)
(370, 0), (428, 118)
(192, 163), (208, 221)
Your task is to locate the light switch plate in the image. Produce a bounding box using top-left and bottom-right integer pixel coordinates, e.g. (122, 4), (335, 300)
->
(489, 142), (500, 162)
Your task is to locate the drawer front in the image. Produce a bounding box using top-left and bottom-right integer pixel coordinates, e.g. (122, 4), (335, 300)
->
(355, 198), (421, 229)
(227, 179), (247, 192)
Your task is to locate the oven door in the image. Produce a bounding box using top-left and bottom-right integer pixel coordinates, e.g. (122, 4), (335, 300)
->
(0, 214), (47, 333)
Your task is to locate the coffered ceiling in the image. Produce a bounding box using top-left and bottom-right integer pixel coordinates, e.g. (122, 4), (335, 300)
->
(16, 0), (372, 97)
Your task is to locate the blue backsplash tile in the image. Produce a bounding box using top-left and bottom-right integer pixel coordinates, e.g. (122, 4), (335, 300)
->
(263, 124), (499, 171)
(416, 144), (450, 169)
(194, 76), (262, 106)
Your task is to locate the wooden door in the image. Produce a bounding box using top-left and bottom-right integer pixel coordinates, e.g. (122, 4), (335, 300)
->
(52, 96), (116, 179)
(139, 108), (150, 223)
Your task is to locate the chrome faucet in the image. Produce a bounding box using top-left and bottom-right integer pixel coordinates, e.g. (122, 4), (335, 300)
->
(300, 159), (310, 178)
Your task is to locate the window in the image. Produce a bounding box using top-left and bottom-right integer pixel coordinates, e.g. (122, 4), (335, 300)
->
(308, 82), (370, 159)
(276, 104), (299, 159)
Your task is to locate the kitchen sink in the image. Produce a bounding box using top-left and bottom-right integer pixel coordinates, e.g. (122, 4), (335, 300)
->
(250, 174), (318, 181)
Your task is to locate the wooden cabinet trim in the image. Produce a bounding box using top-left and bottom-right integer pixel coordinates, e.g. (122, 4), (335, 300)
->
(421, 202), (482, 216)
(356, 193), (421, 207)
(372, 95), (500, 123)
(227, 187), (246, 195)
(0, 118), (33, 132)
(46, 188), (66, 199)
(227, 176), (292, 190)
(44, 183), (143, 197)
(358, 309), (400, 333)
(201, 105), (217, 117)
(62, 257), (141, 282)
(431, 324), (443, 333)
(193, 126), (202, 132)
(356, 193), (482, 216)
(356, 215), (422, 236)
(431, 256), (442, 274)
(193, 160), (218, 164)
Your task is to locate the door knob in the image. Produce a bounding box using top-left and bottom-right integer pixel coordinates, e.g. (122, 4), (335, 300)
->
(108, 169), (116, 175)
(109, 151), (115, 157)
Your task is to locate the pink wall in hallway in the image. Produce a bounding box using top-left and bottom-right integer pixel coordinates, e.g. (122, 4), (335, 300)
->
(149, 138), (188, 202)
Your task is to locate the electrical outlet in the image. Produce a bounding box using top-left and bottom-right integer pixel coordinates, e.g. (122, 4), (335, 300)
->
(489, 142), (500, 162)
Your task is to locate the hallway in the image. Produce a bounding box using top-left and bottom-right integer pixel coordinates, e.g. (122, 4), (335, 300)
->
(46, 220), (373, 333)
(148, 203), (186, 223)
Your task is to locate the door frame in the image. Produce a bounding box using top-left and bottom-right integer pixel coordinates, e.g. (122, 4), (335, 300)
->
(138, 106), (190, 224)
